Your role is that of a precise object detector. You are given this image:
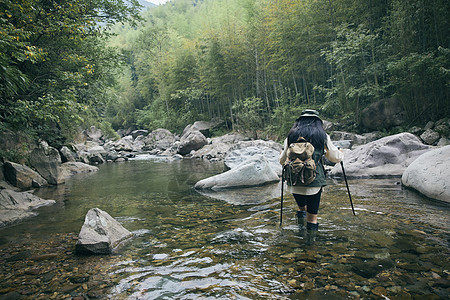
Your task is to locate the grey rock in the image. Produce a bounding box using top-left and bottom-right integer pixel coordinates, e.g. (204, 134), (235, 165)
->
(402, 145), (450, 203)
(178, 130), (208, 155)
(225, 146), (282, 176)
(113, 136), (143, 152)
(59, 162), (98, 181)
(361, 98), (406, 130)
(228, 139), (282, 152)
(113, 136), (134, 152)
(143, 128), (177, 151)
(194, 155), (279, 190)
(181, 120), (223, 138)
(437, 137), (450, 146)
(0, 189), (55, 227)
(3, 161), (48, 189)
(210, 133), (249, 144)
(75, 208), (133, 254)
(434, 124), (449, 137)
(60, 146), (76, 163)
(332, 140), (353, 150)
(409, 126), (423, 136)
(329, 131), (372, 146)
(329, 133), (432, 178)
(191, 142), (232, 161)
(130, 130), (148, 139)
(29, 141), (62, 185)
(420, 129), (440, 145)
(76, 143), (107, 165)
(424, 121), (435, 130)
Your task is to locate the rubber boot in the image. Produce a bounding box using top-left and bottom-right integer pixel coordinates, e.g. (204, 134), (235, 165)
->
(297, 210), (306, 226)
(306, 222), (319, 231)
(306, 222), (318, 245)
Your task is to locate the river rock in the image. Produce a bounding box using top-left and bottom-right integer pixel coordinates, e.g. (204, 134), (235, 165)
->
(0, 189), (56, 227)
(190, 134), (250, 161)
(60, 146), (76, 163)
(361, 98), (406, 130)
(130, 130), (148, 139)
(29, 141), (62, 185)
(329, 131), (379, 146)
(420, 129), (440, 145)
(225, 146), (282, 176)
(59, 162), (99, 181)
(75, 208), (133, 254)
(181, 120), (223, 138)
(229, 139), (282, 153)
(178, 130), (208, 155)
(191, 142), (232, 161)
(401, 145), (450, 203)
(143, 128), (177, 151)
(194, 155), (279, 190)
(211, 133), (249, 144)
(3, 161), (48, 189)
(113, 136), (135, 152)
(329, 133), (432, 178)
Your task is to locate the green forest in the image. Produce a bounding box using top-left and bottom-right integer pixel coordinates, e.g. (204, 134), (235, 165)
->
(1, 0), (449, 148)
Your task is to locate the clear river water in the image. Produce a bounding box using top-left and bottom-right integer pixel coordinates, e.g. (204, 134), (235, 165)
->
(0, 156), (448, 299)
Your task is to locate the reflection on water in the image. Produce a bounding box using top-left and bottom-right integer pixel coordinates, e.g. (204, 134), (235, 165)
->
(0, 159), (449, 299)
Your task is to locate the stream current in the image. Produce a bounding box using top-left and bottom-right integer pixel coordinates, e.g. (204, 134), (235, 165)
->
(0, 157), (448, 299)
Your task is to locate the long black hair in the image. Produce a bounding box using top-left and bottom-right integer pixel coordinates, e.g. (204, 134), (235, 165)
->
(287, 116), (327, 149)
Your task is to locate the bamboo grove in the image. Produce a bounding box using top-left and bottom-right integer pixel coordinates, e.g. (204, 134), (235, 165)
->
(106, 0), (449, 138)
(1, 0), (449, 146)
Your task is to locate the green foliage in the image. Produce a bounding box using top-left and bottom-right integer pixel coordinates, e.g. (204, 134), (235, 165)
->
(0, 0), (141, 146)
(2, 0), (449, 146)
(233, 97), (266, 138)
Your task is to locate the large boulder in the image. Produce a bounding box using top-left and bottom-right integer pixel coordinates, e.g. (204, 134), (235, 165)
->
(181, 120), (223, 138)
(75, 208), (133, 255)
(329, 133), (432, 178)
(130, 130), (148, 139)
(420, 129), (441, 145)
(29, 141), (62, 185)
(0, 189), (56, 227)
(3, 161), (48, 189)
(191, 142), (232, 161)
(59, 162), (99, 181)
(190, 133), (250, 161)
(194, 155), (279, 190)
(143, 128), (177, 151)
(401, 145), (450, 203)
(177, 130), (208, 155)
(113, 136), (135, 152)
(361, 98), (406, 130)
(60, 146), (77, 163)
(224, 145), (282, 176)
(329, 131), (380, 146)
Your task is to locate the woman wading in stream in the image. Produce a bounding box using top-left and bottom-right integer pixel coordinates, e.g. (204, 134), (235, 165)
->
(279, 109), (344, 231)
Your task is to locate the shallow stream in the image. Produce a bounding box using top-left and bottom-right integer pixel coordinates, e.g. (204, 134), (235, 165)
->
(0, 157), (448, 299)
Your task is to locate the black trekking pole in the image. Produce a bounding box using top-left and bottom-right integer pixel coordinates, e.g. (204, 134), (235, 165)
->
(280, 166), (284, 227)
(340, 161), (356, 215)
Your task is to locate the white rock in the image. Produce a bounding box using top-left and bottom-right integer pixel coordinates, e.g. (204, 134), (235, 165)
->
(402, 145), (450, 203)
(194, 155), (279, 190)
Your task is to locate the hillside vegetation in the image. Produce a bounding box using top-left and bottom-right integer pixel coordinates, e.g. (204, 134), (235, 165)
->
(1, 0), (449, 149)
(107, 0), (449, 138)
